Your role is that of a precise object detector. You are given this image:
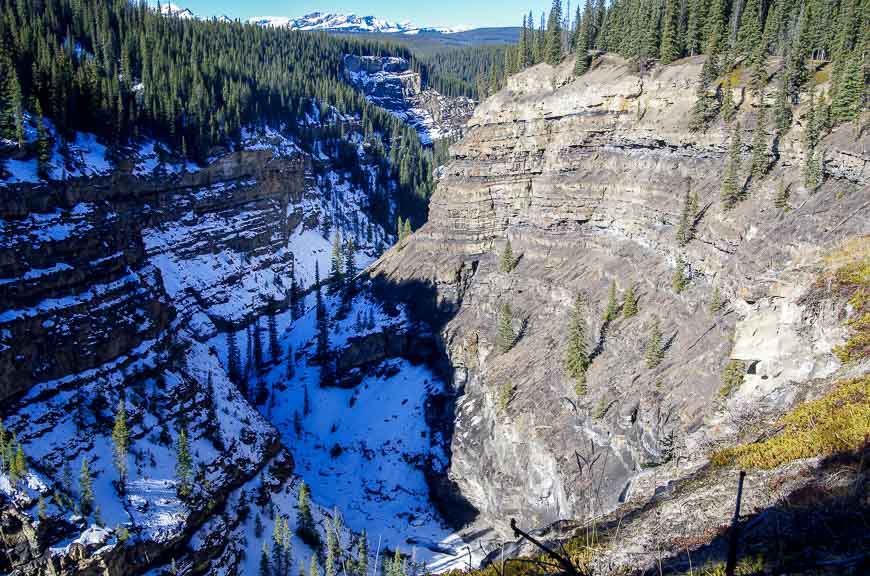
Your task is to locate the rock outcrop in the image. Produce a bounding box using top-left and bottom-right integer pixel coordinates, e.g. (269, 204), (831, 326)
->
(371, 53), (869, 537)
(344, 55), (475, 143)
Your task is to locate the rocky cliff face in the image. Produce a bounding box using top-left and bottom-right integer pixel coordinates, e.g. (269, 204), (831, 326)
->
(371, 53), (869, 541)
(344, 55), (475, 143)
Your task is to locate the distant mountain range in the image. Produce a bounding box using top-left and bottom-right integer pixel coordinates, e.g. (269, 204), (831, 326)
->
(249, 12), (471, 35)
(157, 5), (519, 46)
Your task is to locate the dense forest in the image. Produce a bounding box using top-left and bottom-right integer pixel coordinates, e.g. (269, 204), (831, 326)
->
(0, 0), (471, 224)
(505, 0), (866, 130)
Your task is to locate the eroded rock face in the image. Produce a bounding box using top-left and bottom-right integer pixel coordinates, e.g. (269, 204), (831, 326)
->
(371, 54), (869, 534)
(344, 54), (475, 143)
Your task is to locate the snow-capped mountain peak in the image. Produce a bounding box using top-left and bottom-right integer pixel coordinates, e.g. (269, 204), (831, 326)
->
(251, 12), (470, 35)
(159, 3), (195, 19)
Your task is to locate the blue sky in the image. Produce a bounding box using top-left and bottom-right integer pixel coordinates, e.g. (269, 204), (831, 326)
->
(167, 1), (554, 28)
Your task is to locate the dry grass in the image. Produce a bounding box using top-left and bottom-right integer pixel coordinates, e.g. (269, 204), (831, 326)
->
(712, 375), (870, 469)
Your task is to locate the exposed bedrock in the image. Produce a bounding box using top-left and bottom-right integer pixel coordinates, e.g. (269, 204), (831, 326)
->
(371, 54), (869, 534)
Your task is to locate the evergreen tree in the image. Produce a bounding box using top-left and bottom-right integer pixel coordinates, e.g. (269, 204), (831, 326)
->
(310, 556), (320, 576)
(10, 441), (27, 483)
(737, 0), (764, 55)
(357, 530), (369, 576)
(79, 458), (94, 516)
(671, 255), (688, 293)
(330, 230), (344, 294)
(659, 0), (680, 64)
(644, 318), (665, 368)
(603, 280), (618, 322)
(773, 180), (790, 210)
(296, 480), (318, 546)
(496, 302), (515, 353)
(721, 77), (737, 123)
(0, 418), (7, 473)
(676, 189), (695, 246)
(574, 46), (590, 76)
(709, 285), (724, 313)
(344, 237), (357, 295)
(564, 293), (589, 394)
(227, 329), (241, 384)
(403, 219), (412, 239)
(623, 281), (638, 318)
(750, 106), (769, 181)
(261, 542), (272, 576)
(773, 76), (793, 135)
(283, 518), (293, 576)
(545, 0), (564, 65)
(287, 343), (295, 380)
(830, 54), (862, 125)
(269, 307), (280, 364)
(500, 238), (515, 273)
(35, 100), (52, 179)
(175, 426), (193, 497)
(111, 398), (129, 488)
(273, 515), (285, 576)
(253, 318), (264, 374)
(720, 121), (742, 210)
(326, 519), (338, 576)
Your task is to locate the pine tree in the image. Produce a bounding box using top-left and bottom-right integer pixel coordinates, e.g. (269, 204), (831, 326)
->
(773, 180), (790, 210)
(564, 293), (589, 394)
(35, 100), (52, 179)
(604, 280), (618, 322)
(644, 318), (665, 368)
(720, 121), (742, 210)
(227, 329), (241, 384)
(310, 556), (320, 576)
(402, 219), (412, 239)
(500, 238), (515, 273)
(330, 229), (344, 294)
(496, 302), (515, 353)
(112, 398), (129, 488)
(253, 318), (264, 374)
(0, 418), (7, 473)
(282, 518), (293, 576)
(721, 77), (737, 123)
(79, 458), (94, 516)
(175, 426), (193, 497)
(676, 190), (695, 246)
(774, 76), (793, 136)
(750, 106), (769, 181)
(737, 0), (763, 55)
(659, 0), (680, 64)
(518, 15), (530, 69)
(357, 530), (369, 576)
(261, 542), (272, 576)
(287, 343), (295, 380)
(268, 307), (280, 364)
(297, 480), (317, 546)
(671, 255), (688, 293)
(326, 519), (338, 576)
(709, 285), (724, 313)
(344, 237), (357, 294)
(623, 281), (638, 318)
(273, 515), (285, 576)
(545, 0), (563, 65)
(830, 55), (862, 125)
(574, 46), (589, 76)
(10, 441), (27, 483)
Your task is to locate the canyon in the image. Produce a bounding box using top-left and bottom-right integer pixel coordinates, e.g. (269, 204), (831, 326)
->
(1, 50), (869, 576)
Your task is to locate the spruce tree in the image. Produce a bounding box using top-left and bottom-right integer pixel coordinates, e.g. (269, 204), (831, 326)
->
(310, 556), (320, 576)
(564, 293), (589, 394)
(11, 441), (27, 483)
(623, 281), (638, 318)
(774, 77), (793, 136)
(344, 237), (356, 294)
(261, 542), (272, 576)
(253, 318), (264, 374)
(297, 480), (318, 546)
(709, 285), (724, 313)
(0, 418), (7, 473)
(496, 302), (515, 353)
(659, 0), (680, 64)
(720, 121), (742, 210)
(79, 458), (94, 516)
(268, 307), (280, 364)
(604, 280), (618, 322)
(500, 238), (515, 273)
(357, 530), (369, 576)
(326, 520), (338, 576)
(644, 318), (665, 368)
(721, 77), (737, 123)
(175, 426), (192, 497)
(671, 255), (688, 293)
(330, 229), (344, 294)
(773, 180), (790, 210)
(402, 219), (411, 239)
(273, 515), (285, 576)
(545, 0), (563, 65)
(830, 55), (862, 125)
(227, 329), (241, 384)
(750, 106), (769, 181)
(676, 190), (695, 246)
(35, 101), (52, 179)
(574, 47), (589, 76)
(112, 398), (129, 488)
